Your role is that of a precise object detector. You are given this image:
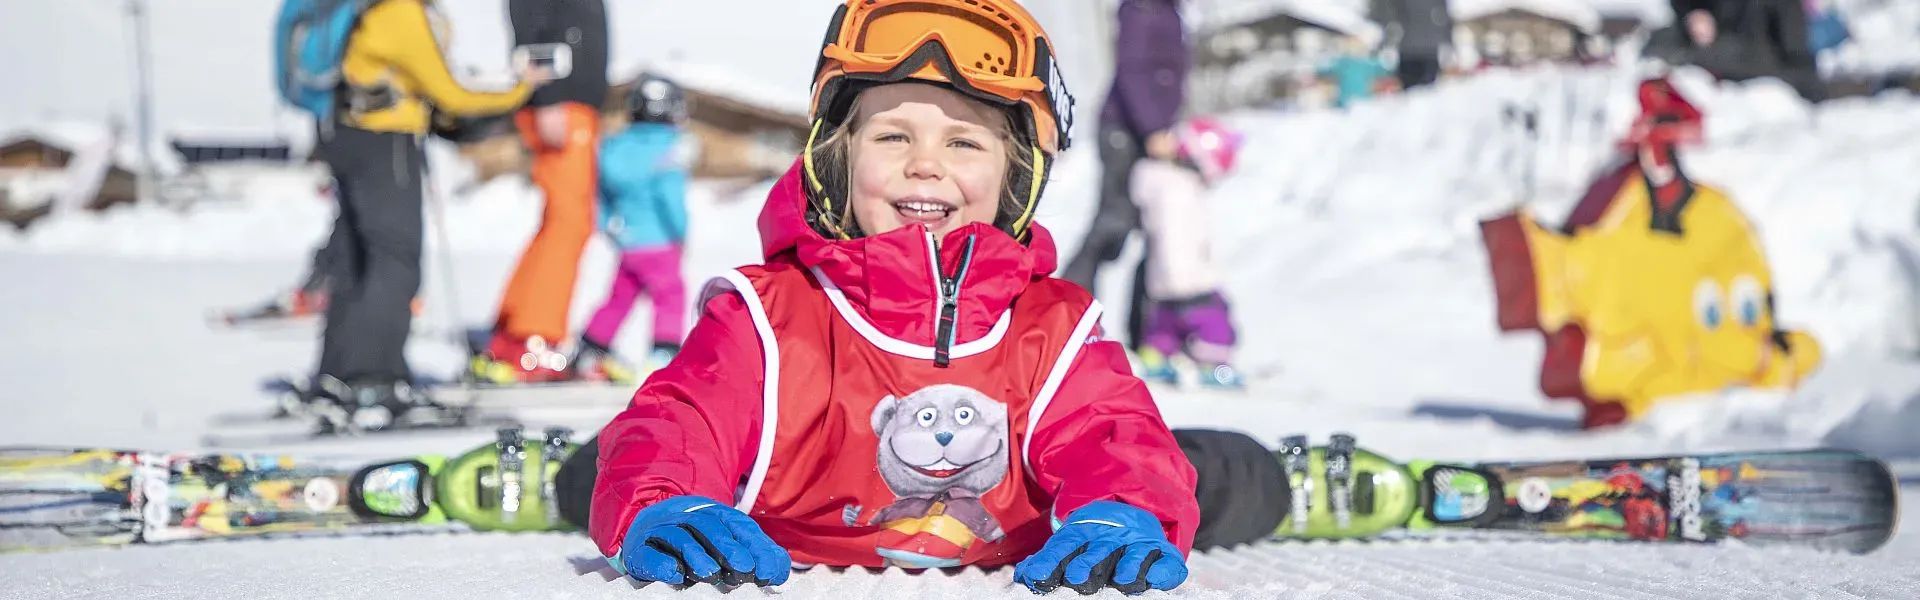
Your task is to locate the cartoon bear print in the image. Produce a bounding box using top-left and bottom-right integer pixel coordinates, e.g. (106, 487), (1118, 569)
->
(848, 384), (1010, 568)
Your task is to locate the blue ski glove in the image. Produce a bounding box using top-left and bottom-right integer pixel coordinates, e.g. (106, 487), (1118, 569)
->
(611, 495), (791, 587)
(1013, 501), (1188, 595)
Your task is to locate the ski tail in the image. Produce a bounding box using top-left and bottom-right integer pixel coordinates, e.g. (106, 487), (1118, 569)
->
(1411, 448), (1900, 554)
(0, 449), (142, 552)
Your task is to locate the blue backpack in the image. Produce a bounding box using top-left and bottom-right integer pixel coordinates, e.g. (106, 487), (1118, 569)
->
(273, 0), (375, 124)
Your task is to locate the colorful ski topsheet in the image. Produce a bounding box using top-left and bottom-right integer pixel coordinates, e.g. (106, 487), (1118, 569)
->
(1417, 450), (1899, 554)
(0, 448), (450, 552)
(1, 429), (581, 553)
(0, 449), (144, 550)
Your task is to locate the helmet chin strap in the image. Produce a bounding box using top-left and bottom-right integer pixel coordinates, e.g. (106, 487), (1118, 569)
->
(1007, 145), (1046, 243)
(803, 118), (856, 241)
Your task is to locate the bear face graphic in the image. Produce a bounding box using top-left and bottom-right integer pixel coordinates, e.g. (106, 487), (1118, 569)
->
(861, 384), (1011, 567)
(871, 384), (1010, 499)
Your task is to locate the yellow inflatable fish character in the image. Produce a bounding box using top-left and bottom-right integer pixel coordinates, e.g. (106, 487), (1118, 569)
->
(1478, 77), (1821, 428)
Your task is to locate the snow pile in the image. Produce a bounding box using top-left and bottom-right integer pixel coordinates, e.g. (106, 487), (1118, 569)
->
(1067, 63), (1920, 456)
(1635, 357), (1920, 458)
(1193, 65), (1920, 362)
(1825, 0), (1920, 76)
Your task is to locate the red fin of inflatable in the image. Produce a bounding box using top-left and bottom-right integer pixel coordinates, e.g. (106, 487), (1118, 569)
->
(1480, 214), (1540, 331)
(1539, 324), (1589, 399)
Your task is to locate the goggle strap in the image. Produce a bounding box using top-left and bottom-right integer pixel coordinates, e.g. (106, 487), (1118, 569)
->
(815, 4), (851, 91)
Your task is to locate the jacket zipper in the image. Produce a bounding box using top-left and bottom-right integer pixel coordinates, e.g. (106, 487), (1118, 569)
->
(932, 233), (977, 368)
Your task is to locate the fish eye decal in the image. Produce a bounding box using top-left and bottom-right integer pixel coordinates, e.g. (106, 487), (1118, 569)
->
(1694, 279), (1724, 330)
(1730, 276), (1764, 328)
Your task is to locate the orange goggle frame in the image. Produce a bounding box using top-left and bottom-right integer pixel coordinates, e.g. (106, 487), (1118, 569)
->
(810, 0), (1073, 155)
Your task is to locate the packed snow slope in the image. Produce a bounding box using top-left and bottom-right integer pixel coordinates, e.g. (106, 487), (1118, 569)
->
(3, 65), (1919, 597)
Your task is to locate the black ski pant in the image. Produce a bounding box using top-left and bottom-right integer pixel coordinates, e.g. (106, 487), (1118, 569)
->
(302, 209), (350, 295)
(1061, 124), (1153, 348)
(554, 428), (1289, 551)
(316, 125), (424, 383)
(300, 123), (345, 296)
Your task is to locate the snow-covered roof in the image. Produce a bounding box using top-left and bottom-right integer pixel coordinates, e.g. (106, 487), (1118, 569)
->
(1196, 0), (1385, 45)
(1582, 0), (1674, 26)
(1452, 0), (1604, 33)
(0, 121), (182, 175)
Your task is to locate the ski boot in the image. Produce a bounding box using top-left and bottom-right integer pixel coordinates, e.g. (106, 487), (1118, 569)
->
(433, 426), (582, 531)
(469, 334), (575, 385)
(1135, 347), (1179, 386)
(571, 338), (640, 385)
(1278, 435), (1313, 535)
(309, 376), (453, 434)
(642, 343), (681, 373)
(1271, 432), (1421, 540)
(1199, 362), (1247, 390)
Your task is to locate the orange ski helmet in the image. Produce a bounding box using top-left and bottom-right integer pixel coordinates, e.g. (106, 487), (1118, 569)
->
(804, 0), (1075, 241)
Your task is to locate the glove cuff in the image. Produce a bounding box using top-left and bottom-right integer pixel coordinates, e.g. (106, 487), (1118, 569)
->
(1062, 500), (1164, 533)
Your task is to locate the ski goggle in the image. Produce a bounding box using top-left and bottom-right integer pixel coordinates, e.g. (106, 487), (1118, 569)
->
(810, 0), (1073, 155)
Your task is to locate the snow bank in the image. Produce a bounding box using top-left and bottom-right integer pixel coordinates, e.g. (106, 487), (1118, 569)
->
(1825, 0), (1920, 76)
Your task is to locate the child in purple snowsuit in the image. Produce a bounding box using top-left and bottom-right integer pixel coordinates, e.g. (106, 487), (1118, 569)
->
(1131, 117), (1245, 389)
(574, 74), (691, 383)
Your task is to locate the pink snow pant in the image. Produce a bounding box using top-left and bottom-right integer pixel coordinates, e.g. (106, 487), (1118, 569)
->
(582, 245), (686, 349)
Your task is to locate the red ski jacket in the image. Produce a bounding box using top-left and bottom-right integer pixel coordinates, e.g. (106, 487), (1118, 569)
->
(589, 159), (1198, 567)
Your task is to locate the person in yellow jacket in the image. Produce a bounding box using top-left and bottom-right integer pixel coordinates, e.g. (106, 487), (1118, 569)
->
(311, 0), (540, 415)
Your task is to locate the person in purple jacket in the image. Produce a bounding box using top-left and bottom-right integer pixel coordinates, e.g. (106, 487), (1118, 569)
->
(1062, 0), (1189, 351)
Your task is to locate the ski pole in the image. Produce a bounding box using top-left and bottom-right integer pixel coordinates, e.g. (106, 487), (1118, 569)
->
(422, 155), (468, 350)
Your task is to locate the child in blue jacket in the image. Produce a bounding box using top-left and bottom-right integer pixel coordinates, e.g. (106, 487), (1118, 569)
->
(574, 74), (692, 383)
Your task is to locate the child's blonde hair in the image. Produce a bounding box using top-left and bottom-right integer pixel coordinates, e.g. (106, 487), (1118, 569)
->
(803, 92), (1038, 240)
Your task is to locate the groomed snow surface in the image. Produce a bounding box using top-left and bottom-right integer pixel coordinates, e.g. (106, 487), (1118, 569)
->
(4, 64), (1920, 597)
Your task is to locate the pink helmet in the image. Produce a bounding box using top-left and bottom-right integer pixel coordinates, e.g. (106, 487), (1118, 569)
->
(1175, 116), (1245, 182)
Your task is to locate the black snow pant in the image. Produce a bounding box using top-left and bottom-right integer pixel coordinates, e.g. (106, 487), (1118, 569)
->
(315, 125), (424, 383)
(1061, 124), (1153, 348)
(554, 428), (1289, 552)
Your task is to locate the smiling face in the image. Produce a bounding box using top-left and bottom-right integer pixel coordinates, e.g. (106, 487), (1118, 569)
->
(845, 83), (1011, 238)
